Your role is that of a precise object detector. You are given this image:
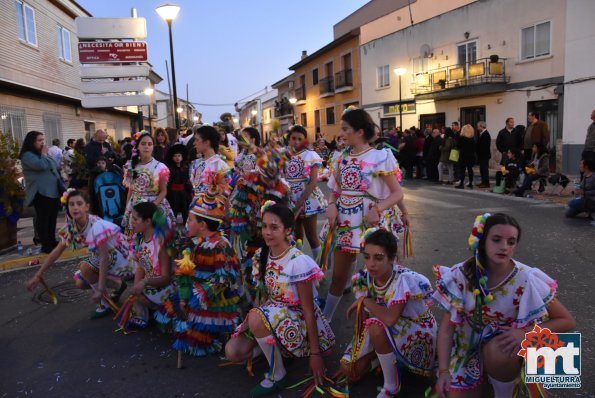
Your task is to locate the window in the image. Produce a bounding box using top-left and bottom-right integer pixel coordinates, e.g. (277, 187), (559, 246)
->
(57, 26), (72, 62)
(0, 106), (27, 143)
(521, 21), (551, 60)
(43, 113), (62, 144)
(377, 65), (390, 88)
(312, 68), (319, 85)
(15, 1), (37, 46)
(326, 107), (335, 125)
(300, 113), (307, 127)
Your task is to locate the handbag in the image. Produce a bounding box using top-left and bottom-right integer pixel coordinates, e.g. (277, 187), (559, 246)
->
(449, 149), (460, 162)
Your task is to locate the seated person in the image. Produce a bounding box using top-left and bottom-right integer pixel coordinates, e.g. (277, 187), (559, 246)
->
(514, 143), (549, 197)
(565, 153), (595, 218)
(495, 148), (523, 190)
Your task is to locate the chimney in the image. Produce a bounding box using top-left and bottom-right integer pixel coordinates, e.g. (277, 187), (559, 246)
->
(301, 50), (308, 59)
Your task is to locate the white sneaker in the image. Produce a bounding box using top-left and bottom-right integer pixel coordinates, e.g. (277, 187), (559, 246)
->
(377, 387), (399, 398)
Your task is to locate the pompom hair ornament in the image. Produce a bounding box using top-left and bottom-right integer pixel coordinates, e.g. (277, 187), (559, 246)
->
(60, 188), (78, 209)
(260, 200), (277, 218)
(342, 105), (358, 115)
(469, 213), (493, 302)
(360, 227), (382, 249)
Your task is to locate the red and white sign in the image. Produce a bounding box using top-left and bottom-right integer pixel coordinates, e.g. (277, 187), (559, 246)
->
(78, 41), (148, 63)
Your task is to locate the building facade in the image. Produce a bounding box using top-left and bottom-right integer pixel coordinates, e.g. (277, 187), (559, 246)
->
(271, 73), (295, 134)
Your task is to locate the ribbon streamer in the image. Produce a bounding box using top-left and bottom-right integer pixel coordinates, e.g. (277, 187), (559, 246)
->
(39, 276), (58, 305)
(402, 227), (414, 258)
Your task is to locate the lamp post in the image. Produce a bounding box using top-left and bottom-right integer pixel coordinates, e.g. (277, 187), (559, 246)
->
(289, 96), (297, 124)
(143, 87), (154, 132)
(156, 4), (181, 130)
(394, 67), (407, 130)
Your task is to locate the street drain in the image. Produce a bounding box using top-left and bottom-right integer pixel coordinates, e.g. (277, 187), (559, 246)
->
(34, 281), (87, 304)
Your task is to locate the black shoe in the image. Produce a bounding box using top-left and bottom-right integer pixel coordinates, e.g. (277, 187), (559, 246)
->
(455, 184), (464, 189)
(538, 185), (545, 193)
(467, 184), (473, 189)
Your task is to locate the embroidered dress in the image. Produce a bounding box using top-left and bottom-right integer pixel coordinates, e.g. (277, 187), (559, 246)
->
(61, 215), (133, 280)
(341, 265), (436, 376)
(155, 234), (241, 356)
(235, 152), (257, 176)
(121, 158), (175, 235)
(324, 147), (401, 253)
(233, 247), (335, 357)
(189, 154), (232, 197)
(285, 149), (327, 217)
(432, 260), (557, 391)
(130, 234), (175, 306)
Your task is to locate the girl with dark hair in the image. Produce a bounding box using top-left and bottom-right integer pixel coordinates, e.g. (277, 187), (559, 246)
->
(127, 201), (174, 328)
(189, 125), (232, 197)
(121, 132), (175, 236)
(26, 189), (132, 318)
(166, 144), (192, 224)
(152, 127), (171, 164)
(337, 228), (436, 397)
(513, 142), (550, 197)
(322, 107), (405, 322)
(285, 125), (327, 259)
(20, 131), (62, 253)
(225, 202), (335, 397)
(235, 127), (260, 176)
(433, 213), (575, 397)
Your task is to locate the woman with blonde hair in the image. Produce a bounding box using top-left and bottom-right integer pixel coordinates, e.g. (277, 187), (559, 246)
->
(455, 124), (476, 189)
(153, 127), (170, 164)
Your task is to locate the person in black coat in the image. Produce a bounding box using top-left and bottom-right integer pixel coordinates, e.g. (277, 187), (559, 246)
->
(456, 125), (477, 189)
(84, 129), (112, 169)
(496, 117), (521, 165)
(427, 128), (442, 182)
(398, 129), (416, 179)
(166, 144), (192, 224)
(476, 121), (492, 188)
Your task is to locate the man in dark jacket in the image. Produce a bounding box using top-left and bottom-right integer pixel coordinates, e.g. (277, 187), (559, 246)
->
(496, 117), (521, 165)
(476, 121), (491, 188)
(398, 129), (416, 179)
(427, 129), (442, 182)
(523, 112), (550, 160)
(84, 129), (112, 169)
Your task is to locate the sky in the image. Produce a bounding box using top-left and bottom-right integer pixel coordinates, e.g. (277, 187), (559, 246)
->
(77, 0), (369, 124)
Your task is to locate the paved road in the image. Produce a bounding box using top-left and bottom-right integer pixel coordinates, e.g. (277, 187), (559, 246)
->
(1, 181), (593, 397)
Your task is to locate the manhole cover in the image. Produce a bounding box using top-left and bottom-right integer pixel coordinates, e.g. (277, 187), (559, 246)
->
(34, 281), (87, 304)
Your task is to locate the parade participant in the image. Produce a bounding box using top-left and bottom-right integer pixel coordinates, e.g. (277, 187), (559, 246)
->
(218, 126), (236, 168)
(155, 186), (241, 356)
(189, 125), (232, 197)
(322, 107), (404, 322)
(26, 189), (132, 318)
(225, 202), (335, 397)
(166, 144), (193, 224)
(235, 127), (260, 176)
(433, 213), (576, 398)
(285, 124), (327, 259)
(336, 229), (436, 397)
(121, 131), (175, 236)
(227, 146), (292, 303)
(126, 201), (174, 329)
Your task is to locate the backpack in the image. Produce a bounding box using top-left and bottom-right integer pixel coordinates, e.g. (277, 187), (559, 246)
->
(94, 171), (126, 224)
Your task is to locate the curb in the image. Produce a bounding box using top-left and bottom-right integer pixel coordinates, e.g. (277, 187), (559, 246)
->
(0, 249), (89, 273)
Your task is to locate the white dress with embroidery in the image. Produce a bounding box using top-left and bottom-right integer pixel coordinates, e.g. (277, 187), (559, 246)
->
(121, 158), (175, 235)
(233, 247), (335, 357)
(189, 154), (232, 196)
(324, 147), (401, 253)
(285, 149), (327, 217)
(235, 152), (257, 176)
(432, 260), (557, 391)
(341, 265), (437, 376)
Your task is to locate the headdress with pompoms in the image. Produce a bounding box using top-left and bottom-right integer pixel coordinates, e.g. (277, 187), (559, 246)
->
(469, 212), (493, 303)
(189, 174), (227, 224)
(256, 145), (287, 180)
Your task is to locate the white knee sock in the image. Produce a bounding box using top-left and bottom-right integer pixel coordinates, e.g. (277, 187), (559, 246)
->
(322, 293), (342, 321)
(255, 336), (286, 387)
(376, 352), (399, 394)
(311, 246), (321, 260)
(488, 376), (516, 398)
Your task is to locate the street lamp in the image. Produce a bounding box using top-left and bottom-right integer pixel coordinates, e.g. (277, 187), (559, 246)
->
(394, 67), (407, 130)
(143, 87), (154, 132)
(156, 4), (181, 130)
(288, 97), (297, 124)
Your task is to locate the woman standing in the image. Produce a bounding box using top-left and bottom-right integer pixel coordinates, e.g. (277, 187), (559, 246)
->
(121, 132), (175, 236)
(455, 124), (476, 189)
(322, 107), (404, 322)
(20, 131), (62, 254)
(438, 128), (455, 185)
(217, 126), (236, 168)
(235, 127), (260, 176)
(189, 125), (231, 197)
(152, 128), (171, 164)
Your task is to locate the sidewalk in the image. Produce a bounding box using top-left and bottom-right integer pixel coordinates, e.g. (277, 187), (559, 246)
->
(0, 214), (88, 273)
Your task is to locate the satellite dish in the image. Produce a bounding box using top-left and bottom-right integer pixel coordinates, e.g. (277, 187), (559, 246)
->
(420, 44), (432, 58)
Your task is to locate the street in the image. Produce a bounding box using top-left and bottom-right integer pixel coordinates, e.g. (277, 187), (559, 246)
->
(1, 181), (593, 397)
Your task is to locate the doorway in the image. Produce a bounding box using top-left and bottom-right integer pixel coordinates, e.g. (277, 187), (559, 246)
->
(419, 113), (446, 131)
(528, 99), (559, 169)
(460, 106), (486, 129)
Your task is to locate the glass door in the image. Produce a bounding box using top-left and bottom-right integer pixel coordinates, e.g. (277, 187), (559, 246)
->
(457, 41), (477, 78)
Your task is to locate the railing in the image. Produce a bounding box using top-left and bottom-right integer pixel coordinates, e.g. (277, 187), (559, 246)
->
(411, 57), (508, 95)
(319, 76), (335, 96)
(335, 69), (353, 89)
(295, 86), (306, 101)
(274, 101), (293, 118)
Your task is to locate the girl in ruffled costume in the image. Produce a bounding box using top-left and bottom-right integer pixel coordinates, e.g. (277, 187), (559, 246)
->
(26, 189), (132, 318)
(234, 127), (260, 176)
(322, 107), (406, 322)
(127, 201), (174, 328)
(285, 125), (327, 259)
(189, 125), (232, 197)
(337, 229), (436, 397)
(433, 213), (576, 398)
(225, 202), (335, 397)
(121, 131), (175, 236)
(155, 188), (241, 356)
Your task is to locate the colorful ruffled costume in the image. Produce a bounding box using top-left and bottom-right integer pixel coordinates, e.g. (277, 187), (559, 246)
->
(432, 260), (557, 391)
(285, 149), (327, 217)
(341, 265), (437, 376)
(233, 247), (335, 357)
(189, 154), (232, 197)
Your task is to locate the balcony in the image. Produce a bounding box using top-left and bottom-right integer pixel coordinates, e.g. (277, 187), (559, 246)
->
(294, 86), (306, 104)
(335, 69), (353, 93)
(319, 76), (334, 97)
(274, 98), (293, 118)
(412, 57), (509, 101)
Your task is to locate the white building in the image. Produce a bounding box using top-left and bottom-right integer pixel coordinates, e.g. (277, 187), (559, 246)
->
(236, 87), (278, 142)
(155, 89), (200, 130)
(358, 0), (595, 172)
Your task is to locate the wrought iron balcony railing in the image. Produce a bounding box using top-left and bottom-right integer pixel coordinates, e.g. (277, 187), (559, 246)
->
(295, 86), (306, 101)
(319, 76), (334, 96)
(335, 69), (353, 90)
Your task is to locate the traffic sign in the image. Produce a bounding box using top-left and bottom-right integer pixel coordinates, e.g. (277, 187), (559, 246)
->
(78, 42), (148, 63)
